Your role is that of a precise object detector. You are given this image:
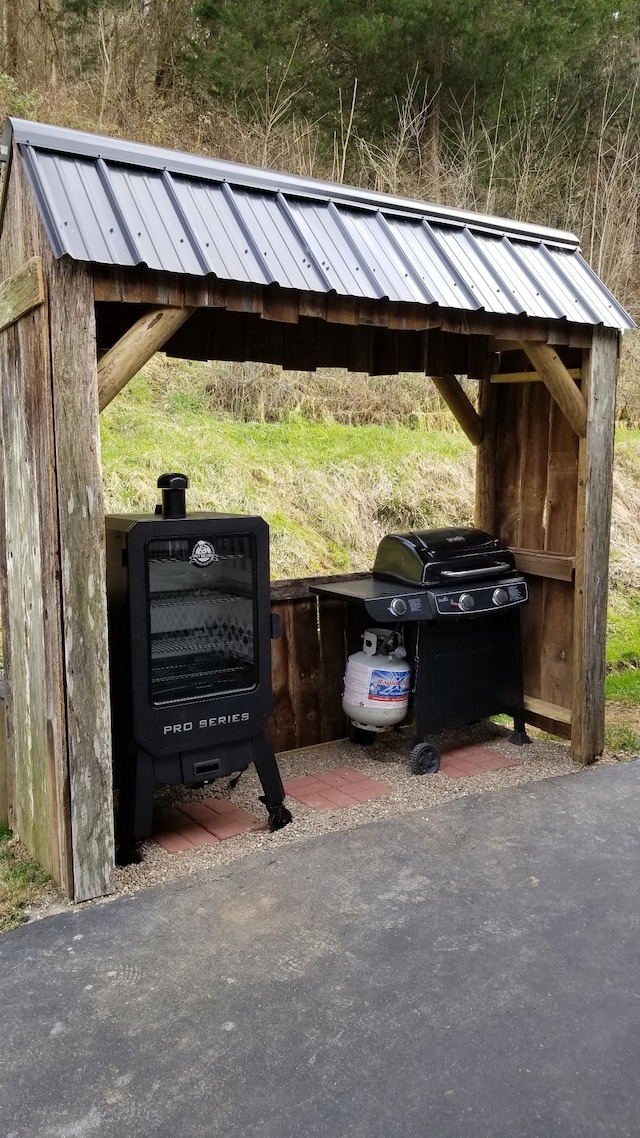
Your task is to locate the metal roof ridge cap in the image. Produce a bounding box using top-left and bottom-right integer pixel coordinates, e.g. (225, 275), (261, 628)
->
(8, 117), (581, 250)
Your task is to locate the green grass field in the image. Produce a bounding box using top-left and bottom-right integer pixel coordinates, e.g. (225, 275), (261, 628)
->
(101, 374), (476, 578)
(0, 823), (50, 932)
(606, 593), (640, 717)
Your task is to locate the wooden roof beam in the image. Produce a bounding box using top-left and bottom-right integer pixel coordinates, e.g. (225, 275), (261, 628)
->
(97, 305), (194, 411)
(430, 373), (483, 445)
(518, 340), (587, 437)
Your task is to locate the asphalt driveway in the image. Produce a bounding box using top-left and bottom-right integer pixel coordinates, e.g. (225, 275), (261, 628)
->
(1, 761), (639, 1138)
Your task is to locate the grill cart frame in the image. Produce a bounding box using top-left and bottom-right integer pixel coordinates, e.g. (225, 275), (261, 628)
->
(312, 527), (531, 772)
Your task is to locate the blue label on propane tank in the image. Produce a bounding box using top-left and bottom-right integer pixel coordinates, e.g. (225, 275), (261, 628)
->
(368, 670), (411, 701)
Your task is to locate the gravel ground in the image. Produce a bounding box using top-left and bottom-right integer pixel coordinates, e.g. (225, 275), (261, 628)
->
(22, 721), (634, 922)
(111, 723), (630, 895)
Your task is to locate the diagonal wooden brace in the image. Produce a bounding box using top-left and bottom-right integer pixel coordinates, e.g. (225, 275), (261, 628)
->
(430, 373), (483, 445)
(97, 305), (195, 411)
(518, 340), (587, 437)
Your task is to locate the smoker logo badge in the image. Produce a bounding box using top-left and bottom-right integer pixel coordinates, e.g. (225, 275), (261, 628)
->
(190, 540), (218, 566)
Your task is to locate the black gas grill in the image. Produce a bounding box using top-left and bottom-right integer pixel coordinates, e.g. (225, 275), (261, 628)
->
(313, 527), (530, 772)
(105, 473), (292, 860)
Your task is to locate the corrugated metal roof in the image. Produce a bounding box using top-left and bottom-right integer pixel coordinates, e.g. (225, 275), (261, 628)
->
(4, 117), (634, 330)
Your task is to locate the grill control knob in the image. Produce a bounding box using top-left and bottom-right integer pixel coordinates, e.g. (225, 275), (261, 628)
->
(389, 597), (408, 617)
(492, 588), (509, 607)
(458, 593), (475, 612)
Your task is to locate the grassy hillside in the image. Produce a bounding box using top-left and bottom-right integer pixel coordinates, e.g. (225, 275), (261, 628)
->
(101, 354), (640, 586)
(101, 364), (476, 579)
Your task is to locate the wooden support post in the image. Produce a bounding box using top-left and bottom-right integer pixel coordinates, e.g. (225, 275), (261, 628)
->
(0, 257), (44, 333)
(48, 256), (115, 899)
(518, 341), (587, 436)
(0, 680), (7, 827)
(572, 328), (619, 763)
(97, 305), (194, 411)
(0, 144), (116, 899)
(475, 379), (497, 533)
(0, 152), (72, 893)
(430, 373), (483, 445)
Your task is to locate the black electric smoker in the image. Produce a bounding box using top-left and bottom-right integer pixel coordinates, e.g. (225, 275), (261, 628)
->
(105, 474), (291, 859)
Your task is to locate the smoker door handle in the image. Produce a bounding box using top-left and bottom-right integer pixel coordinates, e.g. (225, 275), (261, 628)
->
(440, 561), (510, 579)
(271, 612), (282, 640)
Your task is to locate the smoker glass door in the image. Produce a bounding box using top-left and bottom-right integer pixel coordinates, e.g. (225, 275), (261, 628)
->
(146, 534), (257, 706)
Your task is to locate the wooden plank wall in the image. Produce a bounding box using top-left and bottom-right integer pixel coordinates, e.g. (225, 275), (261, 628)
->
(268, 579), (369, 752)
(481, 378), (580, 738)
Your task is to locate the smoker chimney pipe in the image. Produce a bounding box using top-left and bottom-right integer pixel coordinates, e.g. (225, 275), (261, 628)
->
(157, 472), (189, 519)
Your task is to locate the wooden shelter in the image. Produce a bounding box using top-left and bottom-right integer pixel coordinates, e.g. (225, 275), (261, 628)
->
(0, 118), (633, 901)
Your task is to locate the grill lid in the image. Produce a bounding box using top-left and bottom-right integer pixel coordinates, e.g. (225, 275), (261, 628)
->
(373, 527), (516, 587)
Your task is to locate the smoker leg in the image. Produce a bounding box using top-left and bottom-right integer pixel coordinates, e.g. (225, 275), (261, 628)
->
(116, 750), (156, 862)
(510, 708), (532, 746)
(253, 730), (293, 831)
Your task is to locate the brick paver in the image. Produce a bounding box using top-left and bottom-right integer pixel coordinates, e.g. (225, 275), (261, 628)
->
(439, 745), (518, 779)
(283, 768), (393, 811)
(152, 797), (265, 852)
(153, 749), (518, 847)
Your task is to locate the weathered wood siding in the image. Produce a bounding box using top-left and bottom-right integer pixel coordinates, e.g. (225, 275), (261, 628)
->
(0, 257), (44, 333)
(572, 330), (619, 762)
(0, 149), (114, 898)
(268, 579), (369, 752)
(46, 254), (115, 899)
(476, 365), (596, 753)
(478, 331), (617, 763)
(0, 681), (8, 827)
(93, 265), (595, 352)
(0, 153), (71, 889)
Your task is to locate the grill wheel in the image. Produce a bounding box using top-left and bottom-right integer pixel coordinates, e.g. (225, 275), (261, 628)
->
(409, 742), (441, 775)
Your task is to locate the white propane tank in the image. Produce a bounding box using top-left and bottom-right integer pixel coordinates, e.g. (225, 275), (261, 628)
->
(343, 628), (411, 731)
